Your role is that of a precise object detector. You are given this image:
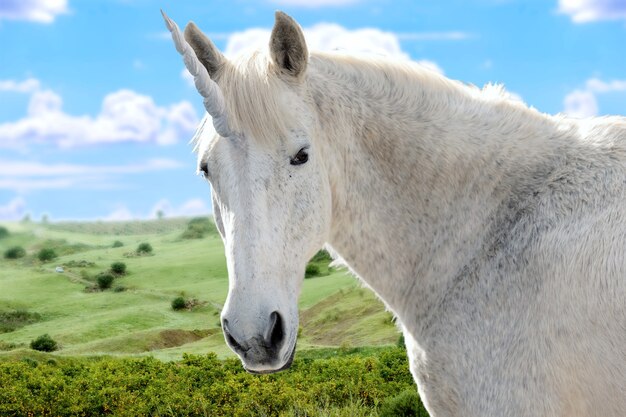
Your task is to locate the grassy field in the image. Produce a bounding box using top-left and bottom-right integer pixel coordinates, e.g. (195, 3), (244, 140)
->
(0, 218), (400, 361)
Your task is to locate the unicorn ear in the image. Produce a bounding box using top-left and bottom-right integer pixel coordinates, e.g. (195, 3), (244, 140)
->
(269, 11), (308, 79)
(184, 21), (226, 77)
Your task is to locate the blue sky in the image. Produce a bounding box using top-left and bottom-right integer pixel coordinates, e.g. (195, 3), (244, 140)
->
(0, 0), (625, 221)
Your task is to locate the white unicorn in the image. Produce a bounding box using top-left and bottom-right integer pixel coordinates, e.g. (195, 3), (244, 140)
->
(162, 11), (626, 417)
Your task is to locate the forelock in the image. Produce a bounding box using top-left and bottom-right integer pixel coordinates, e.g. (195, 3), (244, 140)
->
(214, 51), (298, 146)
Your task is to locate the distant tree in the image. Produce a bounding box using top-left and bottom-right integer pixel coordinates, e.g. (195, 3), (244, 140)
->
(37, 248), (57, 262)
(310, 249), (332, 263)
(181, 217), (216, 239)
(110, 262), (127, 275)
(30, 334), (58, 352)
(137, 242), (153, 254)
(4, 246), (26, 259)
(156, 210), (164, 220)
(21, 214), (31, 223)
(112, 240), (124, 248)
(171, 296), (187, 311)
(305, 263), (321, 278)
(0, 226), (9, 239)
(41, 214), (49, 225)
(97, 273), (115, 290)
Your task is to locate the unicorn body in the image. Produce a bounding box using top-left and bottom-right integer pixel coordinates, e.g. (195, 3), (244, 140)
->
(163, 11), (626, 416)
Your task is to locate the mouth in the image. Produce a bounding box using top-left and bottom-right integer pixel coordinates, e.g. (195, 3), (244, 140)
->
(244, 341), (297, 375)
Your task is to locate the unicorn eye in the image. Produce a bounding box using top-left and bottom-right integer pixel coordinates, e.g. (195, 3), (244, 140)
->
(199, 162), (209, 178)
(290, 148), (309, 166)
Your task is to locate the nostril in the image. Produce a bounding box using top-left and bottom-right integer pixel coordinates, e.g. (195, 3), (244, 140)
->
(222, 318), (245, 352)
(265, 311), (284, 349)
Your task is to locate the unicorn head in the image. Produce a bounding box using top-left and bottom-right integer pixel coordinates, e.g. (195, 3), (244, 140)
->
(163, 11), (332, 373)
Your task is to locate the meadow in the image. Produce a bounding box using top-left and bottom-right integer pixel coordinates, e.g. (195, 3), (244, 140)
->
(0, 218), (427, 416)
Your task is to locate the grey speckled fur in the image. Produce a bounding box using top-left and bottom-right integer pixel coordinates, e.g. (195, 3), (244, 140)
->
(180, 11), (626, 417)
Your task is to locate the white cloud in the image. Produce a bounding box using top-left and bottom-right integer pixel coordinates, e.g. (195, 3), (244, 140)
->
(216, 23), (443, 74)
(415, 60), (444, 75)
(563, 77), (626, 118)
(0, 158), (183, 191)
(149, 198), (210, 218)
(559, 0), (626, 22)
(0, 197), (27, 221)
(0, 78), (41, 93)
(270, 0), (359, 6)
(103, 206), (134, 222)
(0, 158), (182, 178)
(224, 23), (410, 60)
(101, 198), (210, 221)
(563, 89), (598, 118)
(176, 23), (468, 85)
(0, 89), (199, 148)
(0, 0), (68, 23)
(585, 77), (626, 93)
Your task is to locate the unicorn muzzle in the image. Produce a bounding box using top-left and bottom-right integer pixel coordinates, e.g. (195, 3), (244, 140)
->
(222, 311), (294, 373)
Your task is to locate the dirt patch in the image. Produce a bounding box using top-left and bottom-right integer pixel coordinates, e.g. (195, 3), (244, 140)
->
(148, 328), (215, 350)
(300, 288), (391, 346)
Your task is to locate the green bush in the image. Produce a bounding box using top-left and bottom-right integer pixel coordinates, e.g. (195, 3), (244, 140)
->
(0, 226), (9, 239)
(305, 263), (321, 278)
(30, 334), (58, 352)
(0, 310), (42, 333)
(0, 348), (423, 416)
(110, 262), (127, 275)
(180, 217), (217, 239)
(397, 333), (406, 348)
(136, 242), (153, 254)
(379, 388), (428, 417)
(310, 249), (332, 263)
(113, 285), (126, 293)
(112, 240), (124, 248)
(37, 248), (57, 262)
(171, 296), (187, 310)
(97, 273), (115, 290)
(4, 246), (25, 259)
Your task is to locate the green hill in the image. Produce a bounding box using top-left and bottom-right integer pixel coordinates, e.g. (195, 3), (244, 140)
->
(0, 218), (400, 361)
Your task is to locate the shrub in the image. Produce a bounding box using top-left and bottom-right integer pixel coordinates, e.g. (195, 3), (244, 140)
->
(113, 285), (126, 293)
(65, 260), (96, 268)
(310, 249), (332, 263)
(0, 226), (9, 239)
(4, 246), (25, 259)
(112, 240), (124, 248)
(110, 261), (127, 275)
(0, 310), (42, 333)
(97, 273), (115, 290)
(0, 347), (417, 416)
(397, 333), (406, 348)
(37, 248), (57, 262)
(30, 334), (58, 352)
(136, 242), (153, 254)
(305, 263), (320, 278)
(180, 217), (217, 239)
(379, 388), (428, 417)
(171, 296), (187, 310)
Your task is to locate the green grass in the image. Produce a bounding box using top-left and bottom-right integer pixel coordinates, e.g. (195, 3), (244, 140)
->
(0, 218), (400, 360)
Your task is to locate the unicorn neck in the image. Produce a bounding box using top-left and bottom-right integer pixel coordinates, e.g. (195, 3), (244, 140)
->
(308, 53), (569, 332)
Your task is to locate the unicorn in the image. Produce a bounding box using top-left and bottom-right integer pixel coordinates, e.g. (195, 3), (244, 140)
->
(162, 11), (626, 417)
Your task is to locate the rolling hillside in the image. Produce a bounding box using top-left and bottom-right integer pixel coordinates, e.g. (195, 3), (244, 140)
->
(0, 218), (400, 361)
